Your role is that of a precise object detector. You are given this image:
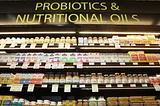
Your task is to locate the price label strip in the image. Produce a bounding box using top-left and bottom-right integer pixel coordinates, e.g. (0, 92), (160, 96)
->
(92, 84), (99, 92)
(10, 84), (23, 92)
(27, 84), (35, 92)
(64, 84), (71, 92)
(51, 84), (59, 92)
(42, 43), (48, 49)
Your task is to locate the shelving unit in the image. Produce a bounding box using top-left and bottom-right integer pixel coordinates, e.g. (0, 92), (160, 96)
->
(0, 0), (160, 104)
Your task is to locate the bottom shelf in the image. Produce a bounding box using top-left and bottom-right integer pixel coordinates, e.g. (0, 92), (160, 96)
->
(1, 95), (160, 106)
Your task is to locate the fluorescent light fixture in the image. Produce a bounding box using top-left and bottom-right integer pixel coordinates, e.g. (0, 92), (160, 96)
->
(79, 32), (160, 35)
(0, 31), (76, 35)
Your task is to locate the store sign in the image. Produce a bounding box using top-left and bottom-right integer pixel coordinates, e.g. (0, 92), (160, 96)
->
(16, 2), (140, 24)
(0, 0), (159, 25)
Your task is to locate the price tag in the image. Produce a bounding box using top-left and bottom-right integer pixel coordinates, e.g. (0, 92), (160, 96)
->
(33, 62), (41, 69)
(73, 63), (77, 65)
(100, 62), (106, 65)
(72, 85), (77, 88)
(109, 44), (114, 46)
(142, 84), (148, 87)
(79, 85), (85, 88)
(120, 44), (125, 46)
(73, 44), (77, 46)
(131, 44), (136, 46)
(41, 84), (47, 88)
(9, 64), (16, 69)
(84, 43), (88, 46)
(0, 84), (2, 87)
(58, 62), (65, 69)
(117, 84), (123, 87)
(149, 62), (154, 65)
(115, 44), (121, 49)
(6, 84), (12, 87)
(100, 44), (105, 46)
(130, 84), (136, 87)
(10, 84), (23, 92)
(9, 62), (18, 69)
(89, 62), (95, 65)
(30, 43), (36, 48)
(133, 62), (138, 65)
(52, 62), (58, 69)
(58, 43), (64, 48)
(51, 84), (59, 92)
(77, 62), (83, 69)
(89, 44), (95, 46)
(145, 44), (150, 46)
(0, 44), (6, 48)
(27, 84), (35, 92)
(154, 85), (160, 91)
(10, 43), (17, 48)
(42, 43), (48, 49)
(125, 44), (130, 46)
(22, 62), (29, 69)
(64, 84), (71, 92)
(65, 43), (70, 49)
(49, 43), (54, 46)
(20, 44), (27, 49)
(106, 84), (112, 87)
(120, 62), (125, 65)
(45, 62), (51, 69)
(92, 84), (98, 92)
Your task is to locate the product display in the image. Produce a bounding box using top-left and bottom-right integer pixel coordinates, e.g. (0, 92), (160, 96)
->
(1, 52), (160, 64)
(78, 35), (159, 45)
(0, 36), (77, 45)
(0, 95), (159, 106)
(0, 73), (153, 85)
